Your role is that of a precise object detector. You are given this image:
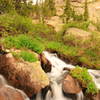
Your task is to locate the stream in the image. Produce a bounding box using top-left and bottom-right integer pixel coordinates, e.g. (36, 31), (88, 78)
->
(32, 51), (100, 100)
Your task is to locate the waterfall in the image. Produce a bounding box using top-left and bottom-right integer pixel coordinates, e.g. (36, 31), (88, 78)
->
(33, 51), (100, 100)
(32, 0), (45, 4)
(33, 51), (83, 100)
(88, 69), (100, 89)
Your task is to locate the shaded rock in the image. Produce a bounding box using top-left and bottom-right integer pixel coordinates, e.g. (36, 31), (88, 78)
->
(73, 0), (95, 3)
(62, 74), (82, 94)
(91, 93), (100, 100)
(85, 93), (100, 100)
(88, 23), (97, 32)
(0, 75), (29, 100)
(0, 53), (49, 97)
(40, 53), (52, 72)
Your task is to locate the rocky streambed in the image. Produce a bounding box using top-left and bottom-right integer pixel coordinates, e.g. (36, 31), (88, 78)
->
(0, 49), (100, 100)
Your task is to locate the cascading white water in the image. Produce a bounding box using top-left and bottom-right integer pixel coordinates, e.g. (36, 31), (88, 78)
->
(32, 0), (45, 4)
(34, 51), (100, 100)
(88, 69), (100, 89)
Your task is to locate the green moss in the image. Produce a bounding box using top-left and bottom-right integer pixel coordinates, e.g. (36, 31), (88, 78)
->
(70, 66), (98, 94)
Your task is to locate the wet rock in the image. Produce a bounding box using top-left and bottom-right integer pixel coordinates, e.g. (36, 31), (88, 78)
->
(62, 74), (82, 94)
(0, 75), (29, 100)
(0, 53), (49, 97)
(40, 53), (52, 72)
(85, 93), (100, 100)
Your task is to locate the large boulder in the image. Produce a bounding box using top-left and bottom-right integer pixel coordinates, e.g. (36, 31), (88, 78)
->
(0, 53), (49, 97)
(63, 28), (91, 44)
(0, 75), (29, 100)
(65, 28), (91, 38)
(71, 1), (100, 23)
(62, 74), (82, 94)
(45, 16), (64, 32)
(88, 2), (100, 23)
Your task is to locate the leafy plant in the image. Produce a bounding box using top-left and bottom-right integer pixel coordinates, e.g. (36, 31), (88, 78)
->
(87, 82), (98, 94)
(70, 66), (98, 94)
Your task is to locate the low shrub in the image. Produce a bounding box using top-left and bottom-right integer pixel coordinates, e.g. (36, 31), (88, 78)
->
(0, 0), (14, 14)
(0, 13), (34, 35)
(32, 23), (56, 40)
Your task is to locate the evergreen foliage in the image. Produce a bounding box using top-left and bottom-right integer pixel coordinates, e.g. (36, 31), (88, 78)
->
(0, 0), (14, 14)
(84, 0), (89, 21)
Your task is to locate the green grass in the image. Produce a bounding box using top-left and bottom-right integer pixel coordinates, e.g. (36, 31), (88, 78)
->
(46, 41), (78, 57)
(0, 13), (56, 39)
(3, 34), (45, 54)
(2, 33), (100, 69)
(70, 66), (98, 94)
(62, 30), (100, 69)
(62, 21), (90, 32)
(19, 51), (38, 62)
(12, 51), (38, 62)
(32, 23), (54, 34)
(0, 13), (34, 35)
(31, 23), (56, 40)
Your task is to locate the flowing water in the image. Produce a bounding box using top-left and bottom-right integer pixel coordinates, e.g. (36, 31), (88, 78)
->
(0, 51), (100, 100)
(33, 51), (100, 100)
(32, 0), (45, 4)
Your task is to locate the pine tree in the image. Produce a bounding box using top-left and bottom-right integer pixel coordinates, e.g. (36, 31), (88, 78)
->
(63, 0), (72, 22)
(84, 0), (89, 21)
(43, 0), (56, 17)
(0, 0), (14, 14)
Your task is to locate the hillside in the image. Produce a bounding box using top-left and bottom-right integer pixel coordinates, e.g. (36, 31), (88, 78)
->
(0, 0), (100, 100)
